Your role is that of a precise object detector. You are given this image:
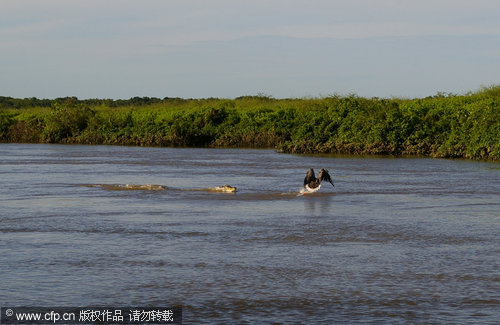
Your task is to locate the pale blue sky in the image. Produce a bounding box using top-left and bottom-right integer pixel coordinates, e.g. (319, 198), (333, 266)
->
(1, 0), (499, 99)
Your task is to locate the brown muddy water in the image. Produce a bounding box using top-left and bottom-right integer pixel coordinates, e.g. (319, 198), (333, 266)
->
(0, 144), (499, 324)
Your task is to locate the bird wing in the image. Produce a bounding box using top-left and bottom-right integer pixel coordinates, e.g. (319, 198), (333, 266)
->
(304, 168), (315, 186)
(320, 169), (334, 187)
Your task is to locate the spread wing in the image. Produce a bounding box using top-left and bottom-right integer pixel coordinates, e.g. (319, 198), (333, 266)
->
(320, 168), (334, 187)
(304, 168), (315, 186)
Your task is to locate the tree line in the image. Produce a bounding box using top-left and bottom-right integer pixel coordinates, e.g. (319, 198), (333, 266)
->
(1, 86), (498, 160)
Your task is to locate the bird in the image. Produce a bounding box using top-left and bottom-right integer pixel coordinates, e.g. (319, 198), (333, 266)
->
(302, 168), (334, 193)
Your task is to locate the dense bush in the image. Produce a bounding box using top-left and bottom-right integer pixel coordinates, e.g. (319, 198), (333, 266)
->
(1, 86), (499, 160)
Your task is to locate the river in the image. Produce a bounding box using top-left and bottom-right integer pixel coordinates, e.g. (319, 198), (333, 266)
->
(0, 144), (498, 324)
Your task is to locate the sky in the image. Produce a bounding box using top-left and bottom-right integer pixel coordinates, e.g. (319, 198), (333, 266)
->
(1, 0), (500, 99)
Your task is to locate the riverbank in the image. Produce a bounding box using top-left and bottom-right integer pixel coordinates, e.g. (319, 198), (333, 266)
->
(1, 86), (499, 160)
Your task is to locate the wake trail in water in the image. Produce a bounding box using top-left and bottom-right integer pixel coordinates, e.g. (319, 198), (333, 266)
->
(83, 184), (166, 191)
(81, 184), (335, 201)
(83, 184), (238, 194)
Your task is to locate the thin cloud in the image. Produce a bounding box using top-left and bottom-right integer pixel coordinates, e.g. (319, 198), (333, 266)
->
(262, 23), (500, 40)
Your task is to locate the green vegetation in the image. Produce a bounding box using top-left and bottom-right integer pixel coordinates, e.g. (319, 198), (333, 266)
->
(1, 86), (499, 160)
